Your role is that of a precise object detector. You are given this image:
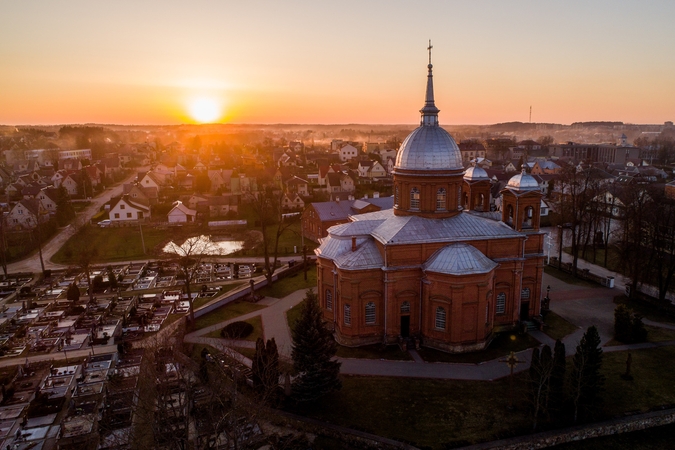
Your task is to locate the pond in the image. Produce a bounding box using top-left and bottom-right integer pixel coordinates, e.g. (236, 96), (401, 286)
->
(163, 235), (243, 256)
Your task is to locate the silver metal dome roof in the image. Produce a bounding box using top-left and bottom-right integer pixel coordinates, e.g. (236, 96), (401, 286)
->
(424, 243), (498, 275)
(393, 45), (463, 172)
(463, 165), (489, 181)
(506, 168), (540, 191)
(395, 126), (463, 171)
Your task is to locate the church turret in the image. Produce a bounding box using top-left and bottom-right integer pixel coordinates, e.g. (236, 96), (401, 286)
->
(462, 165), (491, 211)
(501, 168), (542, 231)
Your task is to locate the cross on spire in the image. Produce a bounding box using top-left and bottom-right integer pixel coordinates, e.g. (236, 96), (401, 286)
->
(427, 40), (433, 66)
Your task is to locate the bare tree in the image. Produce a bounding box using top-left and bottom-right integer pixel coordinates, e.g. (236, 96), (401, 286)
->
(246, 186), (299, 285)
(164, 235), (220, 325)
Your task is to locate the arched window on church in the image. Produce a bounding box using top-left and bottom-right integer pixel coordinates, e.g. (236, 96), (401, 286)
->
(463, 192), (469, 209)
(507, 205), (514, 225)
(435, 306), (446, 330)
(365, 302), (376, 325)
(410, 187), (420, 210)
(523, 206), (534, 228)
(436, 188), (446, 211)
(496, 293), (506, 314)
(478, 193), (485, 208)
(394, 185), (399, 207)
(344, 304), (351, 325)
(400, 301), (411, 313)
(325, 289), (332, 311)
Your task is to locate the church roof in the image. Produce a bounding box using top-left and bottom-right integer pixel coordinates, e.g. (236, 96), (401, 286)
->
(424, 243), (498, 275)
(351, 209), (522, 245)
(334, 240), (384, 270)
(506, 168), (540, 192)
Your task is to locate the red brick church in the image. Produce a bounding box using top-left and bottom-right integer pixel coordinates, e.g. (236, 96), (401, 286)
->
(315, 50), (545, 353)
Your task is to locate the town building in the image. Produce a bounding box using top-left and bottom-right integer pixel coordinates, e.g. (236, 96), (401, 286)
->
(315, 53), (544, 353)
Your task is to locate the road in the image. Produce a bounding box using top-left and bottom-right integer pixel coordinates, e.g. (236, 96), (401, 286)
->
(7, 168), (148, 273)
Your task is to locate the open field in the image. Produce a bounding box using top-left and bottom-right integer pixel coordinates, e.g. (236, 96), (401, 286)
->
(193, 300), (267, 330)
(258, 269), (316, 299)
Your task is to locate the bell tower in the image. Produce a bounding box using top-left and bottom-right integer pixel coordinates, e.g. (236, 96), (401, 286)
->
(501, 168), (542, 231)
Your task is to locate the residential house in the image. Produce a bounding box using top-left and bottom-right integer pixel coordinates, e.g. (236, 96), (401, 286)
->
(197, 195), (238, 218)
(285, 176), (310, 197)
(208, 169), (232, 193)
(282, 193), (305, 211)
(167, 201), (197, 223)
(531, 160), (561, 175)
(338, 144), (359, 162)
(138, 171), (163, 192)
(122, 183), (152, 207)
(6, 198), (46, 230)
(108, 195), (150, 223)
(458, 140), (487, 162)
(326, 172), (355, 194)
(357, 160), (387, 180)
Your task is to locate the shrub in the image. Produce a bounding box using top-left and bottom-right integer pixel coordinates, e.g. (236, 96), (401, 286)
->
(614, 304), (633, 343)
(221, 321), (254, 339)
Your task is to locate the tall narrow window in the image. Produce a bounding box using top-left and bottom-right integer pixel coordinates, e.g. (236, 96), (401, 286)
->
(410, 187), (420, 210)
(507, 205), (514, 225)
(344, 304), (351, 325)
(436, 188), (446, 211)
(435, 307), (446, 330)
(394, 185), (399, 207)
(365, 302), (376, 325)
(325, 289), (333, 310)
(496, 293), (506, 314)
(523, 206), (534, 227)
(400, 301), (411, 313)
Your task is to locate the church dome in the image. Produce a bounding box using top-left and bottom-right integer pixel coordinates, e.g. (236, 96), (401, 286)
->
(395, 126), (463, 170)
(393, 46), (462, 173)
(506, 168), (540, 191)
(463, 165), (489, 181)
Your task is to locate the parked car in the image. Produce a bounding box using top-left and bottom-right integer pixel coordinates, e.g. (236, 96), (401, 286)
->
(98, 219), (112, 228)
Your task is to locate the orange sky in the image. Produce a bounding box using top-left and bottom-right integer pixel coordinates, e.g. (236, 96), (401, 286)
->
(1, 1), (674, 125)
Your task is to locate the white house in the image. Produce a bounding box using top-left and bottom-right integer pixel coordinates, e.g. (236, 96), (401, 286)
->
(108, 195), (150, 223)
(338, 144), (359, 162)
(167, 201), (197, 223)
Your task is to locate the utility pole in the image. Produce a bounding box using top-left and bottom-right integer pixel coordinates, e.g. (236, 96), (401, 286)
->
(139, 222), (146, 254)
(529, 106), (532, 123)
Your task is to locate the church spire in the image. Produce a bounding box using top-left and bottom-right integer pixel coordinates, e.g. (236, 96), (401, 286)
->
(420, 40), (440, 126)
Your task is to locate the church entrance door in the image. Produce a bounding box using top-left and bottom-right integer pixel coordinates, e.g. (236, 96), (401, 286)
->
(520, 302), (530, 321)
(400, 316), (410, 337)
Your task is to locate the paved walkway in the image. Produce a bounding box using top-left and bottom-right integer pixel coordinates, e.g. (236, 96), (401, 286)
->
(183, 252), (675, 381)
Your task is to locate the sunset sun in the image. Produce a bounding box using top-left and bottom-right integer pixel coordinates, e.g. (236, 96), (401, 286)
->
(188, 97), (222, 123)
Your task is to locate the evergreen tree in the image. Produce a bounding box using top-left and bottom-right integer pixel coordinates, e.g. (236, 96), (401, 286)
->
(632, 314), (648, 343)
(291, 290), (341, 402)
(570, 326), (604, 422)
(549, 339), (566, 415)
(614, 304), (633, 343)
(252, 337), (280, 402)
(55, 185), (75, 226)
(66, 282), (80, 302)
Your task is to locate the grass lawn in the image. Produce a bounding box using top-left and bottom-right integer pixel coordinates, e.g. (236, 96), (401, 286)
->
(336, 344), (413, 361)
(614, 295), (675, 324)
(52, 225), (178, 263)
(564, 246), (623, 273)
(604, 325), (675, 347)
(161, 313), (184, 330)
(258, 269), (316, 299)
(544, 266), (599, 288)
(417, 332), (541, 364)
(204, 315), (263, 342)
(193, 300), (267, 331)
(287, 375), (531, 449)
(231, 346), (256, 360)
(287, 346), (675, 449)
(286, 300), (305, 332)
(542, 311), (579, 340)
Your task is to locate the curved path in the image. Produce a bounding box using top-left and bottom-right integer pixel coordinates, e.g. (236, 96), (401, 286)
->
(7, 168), (148, 273)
